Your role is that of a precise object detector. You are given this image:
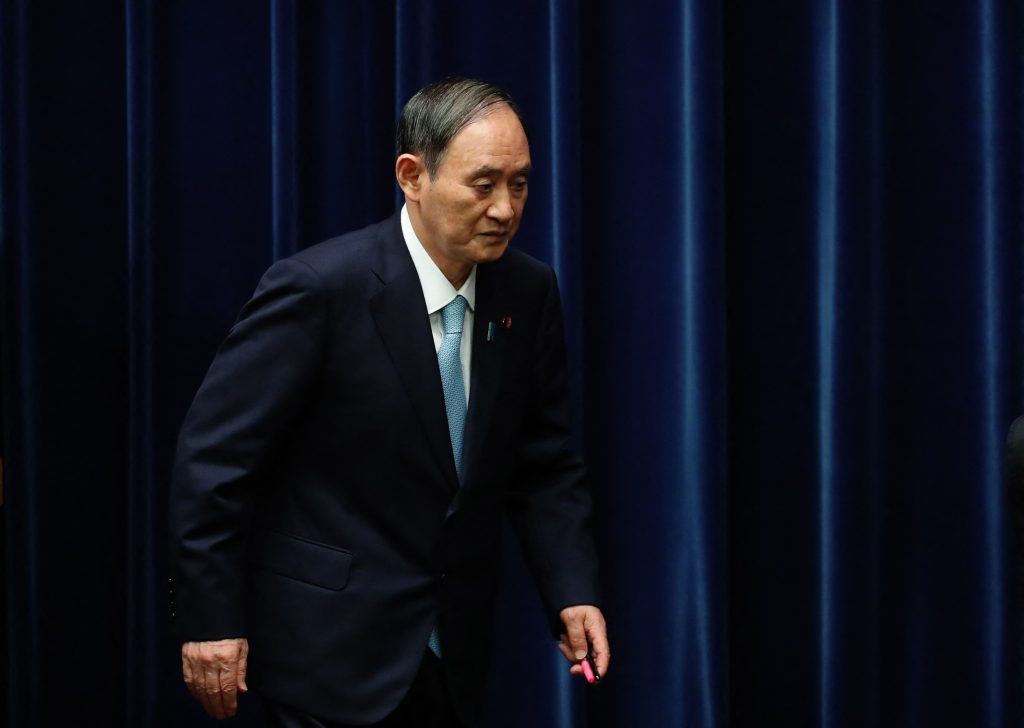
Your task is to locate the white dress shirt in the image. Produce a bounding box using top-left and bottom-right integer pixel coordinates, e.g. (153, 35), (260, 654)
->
(400, 204), (475, 402)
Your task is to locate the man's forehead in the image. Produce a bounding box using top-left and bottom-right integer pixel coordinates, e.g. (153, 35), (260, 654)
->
(450, 107), (527, 146)
(439, 111), (530, 174)
(466, 162), (533, 178)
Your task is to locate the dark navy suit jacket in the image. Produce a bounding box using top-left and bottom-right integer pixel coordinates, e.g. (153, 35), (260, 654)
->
(169, 213), (599, 725)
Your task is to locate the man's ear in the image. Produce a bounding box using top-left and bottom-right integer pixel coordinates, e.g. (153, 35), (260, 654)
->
(395, 154), (426, 199)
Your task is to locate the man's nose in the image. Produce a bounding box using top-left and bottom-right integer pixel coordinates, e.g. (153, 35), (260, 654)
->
(488, 191), (515, 222)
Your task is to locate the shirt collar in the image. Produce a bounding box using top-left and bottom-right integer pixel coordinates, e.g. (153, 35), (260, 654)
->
(401, 204), (476, 315)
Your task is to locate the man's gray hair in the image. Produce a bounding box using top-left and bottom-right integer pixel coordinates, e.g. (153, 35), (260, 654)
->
(397, 77), (527, 178)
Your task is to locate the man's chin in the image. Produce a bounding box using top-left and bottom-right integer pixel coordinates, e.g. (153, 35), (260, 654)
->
(472, 238), (510, 262)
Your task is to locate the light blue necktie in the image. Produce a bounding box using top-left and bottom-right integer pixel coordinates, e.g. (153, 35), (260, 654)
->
(429, 294), (468, 658)
(437, 295), (468, 481)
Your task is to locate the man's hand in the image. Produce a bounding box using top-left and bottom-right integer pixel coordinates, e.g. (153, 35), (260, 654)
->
(181, 638), (249, 719)
(557, 605), (610, 679)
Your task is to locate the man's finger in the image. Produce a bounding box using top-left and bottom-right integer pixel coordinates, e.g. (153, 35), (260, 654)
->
(193, 672), (217, 718)
(237, 642), (249, 693)
(558, 634), (585, 673)
(583, 610), (611, 677)
(556, 640), (576, 664)
(564, 614), (588, 660)
(181, 649), (198, 699)
(219, 671), (236, 716)
(220, 661), (239, 717)
(590, 636), (611, 676)
(202, 667), (229, 720)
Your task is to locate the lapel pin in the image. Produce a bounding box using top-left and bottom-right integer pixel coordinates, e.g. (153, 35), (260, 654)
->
(487, 316), (512, 342)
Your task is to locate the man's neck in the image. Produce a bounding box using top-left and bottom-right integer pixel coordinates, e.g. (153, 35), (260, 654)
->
(405, 204), (473, 289)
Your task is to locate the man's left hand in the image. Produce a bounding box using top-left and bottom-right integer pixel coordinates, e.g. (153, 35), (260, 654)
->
(557, 605), (610, 679)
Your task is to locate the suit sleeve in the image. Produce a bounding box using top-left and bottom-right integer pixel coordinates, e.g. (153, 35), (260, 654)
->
(169, 257), (326, 641)
(506, 266), (600, 636)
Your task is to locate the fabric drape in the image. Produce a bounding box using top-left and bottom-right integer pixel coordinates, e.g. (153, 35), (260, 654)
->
(2, 1), (1021, 726)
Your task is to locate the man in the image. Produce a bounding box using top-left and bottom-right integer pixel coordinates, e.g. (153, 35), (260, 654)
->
(169, 78), (609, 727)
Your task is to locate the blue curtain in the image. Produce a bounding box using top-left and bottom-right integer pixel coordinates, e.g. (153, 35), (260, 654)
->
(2, 1), (1021, 726)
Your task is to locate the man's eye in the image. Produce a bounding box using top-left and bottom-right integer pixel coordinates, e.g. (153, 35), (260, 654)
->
(474, 183), (493, 193)
(511, 180), (528, 192)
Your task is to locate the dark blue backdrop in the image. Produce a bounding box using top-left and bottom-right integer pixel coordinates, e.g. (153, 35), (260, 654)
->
(2, 1), (1022, 726)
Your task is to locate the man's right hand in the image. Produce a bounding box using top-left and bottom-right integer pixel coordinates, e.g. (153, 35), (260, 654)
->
(181, 637), (249, 719)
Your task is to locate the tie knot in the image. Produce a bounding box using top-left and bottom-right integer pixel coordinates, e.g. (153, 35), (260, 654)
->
(441, 295), (467, 335)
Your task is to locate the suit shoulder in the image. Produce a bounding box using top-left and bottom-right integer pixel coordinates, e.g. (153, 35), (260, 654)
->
(494, 247), (556, 283)
(284, 216), (396, 280)
(247, 216), (398, 308)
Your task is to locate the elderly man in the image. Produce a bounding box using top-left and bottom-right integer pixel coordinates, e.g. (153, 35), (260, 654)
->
(169, 77), (608, 727)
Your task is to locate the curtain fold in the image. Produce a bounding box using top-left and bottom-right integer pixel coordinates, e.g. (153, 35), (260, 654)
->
(2, 1), (40, 724)
(125, 0), (158, 725)
(2, 1), (1021, 726)
(578, 1), (728, 725)
(269, 0), (298, 261)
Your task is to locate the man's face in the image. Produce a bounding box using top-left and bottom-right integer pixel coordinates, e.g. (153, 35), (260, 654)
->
(414, 105), (531, 274)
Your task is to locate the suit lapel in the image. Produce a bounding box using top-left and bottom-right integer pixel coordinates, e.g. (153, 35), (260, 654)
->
(461, 260), (505, 489)
(368, 217), (460, 495)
